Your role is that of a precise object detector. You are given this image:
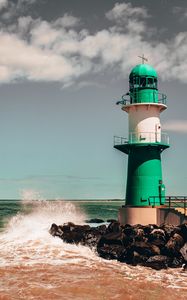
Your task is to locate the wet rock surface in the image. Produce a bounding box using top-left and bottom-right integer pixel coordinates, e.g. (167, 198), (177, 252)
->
(49, 221), (187, 270)
(85, 218), (105, 224)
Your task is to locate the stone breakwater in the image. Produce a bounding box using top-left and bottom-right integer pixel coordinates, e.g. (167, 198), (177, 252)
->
(49, 221), (187, 270)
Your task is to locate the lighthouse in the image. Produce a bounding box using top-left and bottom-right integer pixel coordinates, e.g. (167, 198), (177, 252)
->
(114, 57), (170, 225)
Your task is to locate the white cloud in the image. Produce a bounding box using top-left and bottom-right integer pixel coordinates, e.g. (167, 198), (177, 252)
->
(0, 32), (91, 83)
(31, 20), (61, 47)
(53, 14), (80, 28)
(163, 121), (187, 133)
(17, 16), (34, 35)
(0, 2), (187, 86)
(126, 19), (146, 34)
(0, 0), (37, 20)
(0, 0), (8, 11)
(106, 2), (148, 23)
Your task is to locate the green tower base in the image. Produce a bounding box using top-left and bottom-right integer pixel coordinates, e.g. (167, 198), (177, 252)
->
(114, 143), (169, 207)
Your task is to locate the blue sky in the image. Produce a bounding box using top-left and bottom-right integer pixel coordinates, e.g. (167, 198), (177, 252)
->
(0, 0), (187, 199)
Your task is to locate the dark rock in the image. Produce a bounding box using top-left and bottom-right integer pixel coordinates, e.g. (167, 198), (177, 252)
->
(148, 228), (166, 248)
(163, 233), (184, 257)
(85, 218), (105, 224)
(133, 228), (147, 242)
(49, 221), (187, 270)
(49, 223), (59, 236)
(97, 244), (125, 260)
(75, 224), (91, 231)
(50, 223), (91, 245)
(62, 230), (84, 244)
(178, 223), (187, 242)
(182, 263), (187, 271)
(122, 224), (132, 229)
(130, 251), (148, 266)
(106, 219), (117, 223)
(97, 224), (107, 234)
(60, 222), (77, 231)
(121, 225), (141, 244)
(150, 244), (161, 256)
(83, 229), (102, 248)
(122, 234), (134, 247)
(149, 224), (159, 229)
(170, 257), (183, 268)
(122, 226), (136, 237)
(142, 225), (153, 236)
(150, 228), (165, 237)
(60, 223), (106, 248)
(117, 247), (132, 263)
(107, 221), (121, 233)
(135, 228), (145, 237)
(98, 231), (123, 248)
(180, 243), (187, 261)
(144, 255), (171, 270)
(160, 224), (178, 240)
(138, 224), (158, 238)
(132, 241), (160, 257)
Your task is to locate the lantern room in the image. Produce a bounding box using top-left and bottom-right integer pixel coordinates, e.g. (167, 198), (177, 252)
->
(129, 64), (158, 104)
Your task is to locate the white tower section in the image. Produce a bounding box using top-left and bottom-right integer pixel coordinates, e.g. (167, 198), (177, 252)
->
(122, 103), (167, 144)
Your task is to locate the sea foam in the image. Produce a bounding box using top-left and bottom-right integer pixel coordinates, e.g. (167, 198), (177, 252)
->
(0, 194), (97, 267)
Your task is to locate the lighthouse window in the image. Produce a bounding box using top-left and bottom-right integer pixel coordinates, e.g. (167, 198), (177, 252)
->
(135, 77), (140, 87)
(130, 76), (157, 89)
(153, 78), (157, 88)
(147, 78), (153, 87)
(140, 77), (146, 87)
(131, 76), (139, 88)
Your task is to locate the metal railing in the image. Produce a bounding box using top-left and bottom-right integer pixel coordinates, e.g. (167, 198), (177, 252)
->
(114, 136), (128, 145)
(116, 92), (167, 106)
(114, 132), (169, 146)
(158, 93), (167, 105)
(149, 196), (187, 215)
(166, 196), (187, 215)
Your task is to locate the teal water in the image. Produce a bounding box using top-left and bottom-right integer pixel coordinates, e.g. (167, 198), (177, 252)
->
(0, 200), (22, 229)
(0, 200), (124, 230)
(76, 200), (123, 221)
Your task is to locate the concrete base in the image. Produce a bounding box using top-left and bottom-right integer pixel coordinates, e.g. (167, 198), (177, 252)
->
(118, 206), (187, 226)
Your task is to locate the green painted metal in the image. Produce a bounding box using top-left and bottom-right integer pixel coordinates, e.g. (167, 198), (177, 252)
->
(125, 145), (164, 206)
(130, 64), (157, 77)
(130, 89), (158, 104)
(129, 64), (159, 104)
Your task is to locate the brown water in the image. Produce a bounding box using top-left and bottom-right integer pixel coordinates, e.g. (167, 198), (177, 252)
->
(0, 201), (186, 300)
(0, 263), (187, 300)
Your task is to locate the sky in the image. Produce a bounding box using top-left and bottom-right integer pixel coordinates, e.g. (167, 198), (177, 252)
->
(0, 0), (187, 199)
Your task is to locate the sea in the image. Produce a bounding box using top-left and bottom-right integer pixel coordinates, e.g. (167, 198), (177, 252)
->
(0, 197), (187, 300)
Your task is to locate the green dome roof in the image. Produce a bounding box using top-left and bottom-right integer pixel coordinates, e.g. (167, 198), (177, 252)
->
(130, 64), (157, 78)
